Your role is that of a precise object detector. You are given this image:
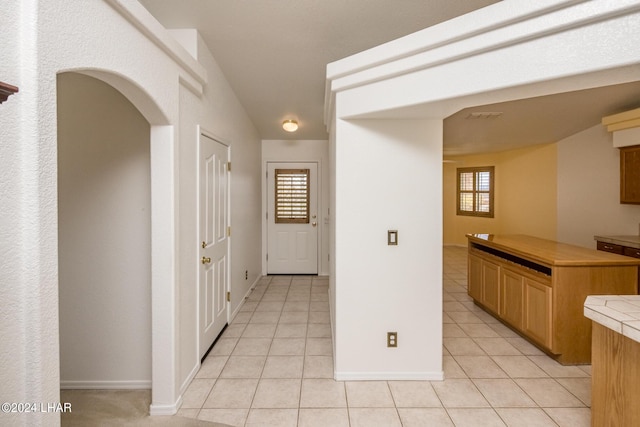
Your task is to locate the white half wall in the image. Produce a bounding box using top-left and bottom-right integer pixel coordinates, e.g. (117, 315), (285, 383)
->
(333, 119), (443, 379)
(262, 140), (330, 276)
(558, 124), (640, 248)
(57, 72), (152, 388)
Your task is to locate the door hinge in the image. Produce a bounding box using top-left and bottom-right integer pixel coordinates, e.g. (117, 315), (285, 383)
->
(266, 212), (268, 220)
(226, 291), (231, 302)
(266, 253), (268, 261)
(227, 226), (231, 237)
(227, 162), (231, 172)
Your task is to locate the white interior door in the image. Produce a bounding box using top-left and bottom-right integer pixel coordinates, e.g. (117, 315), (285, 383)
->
(267, 162), (318, 274)
(199, 135), (229, 358)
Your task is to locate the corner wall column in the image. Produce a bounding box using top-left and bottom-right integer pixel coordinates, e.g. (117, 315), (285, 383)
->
(332, 118), (443, 380)
(150, 125), (179, 414)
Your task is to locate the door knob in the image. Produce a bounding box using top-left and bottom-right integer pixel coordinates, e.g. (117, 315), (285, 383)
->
(311, 222), (317, 227)
(201, 257), (211, 264)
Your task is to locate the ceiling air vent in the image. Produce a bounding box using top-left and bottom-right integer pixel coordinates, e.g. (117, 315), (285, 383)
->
(466, 112), (503, 119)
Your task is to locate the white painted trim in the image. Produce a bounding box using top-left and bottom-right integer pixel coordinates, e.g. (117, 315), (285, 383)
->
(179, 361), (201, 396)
(230, 274), (261, 321)
(150, 125), (178, 410)
(150, 396), (183, 416)
(334, 371), (444, 381)
(105, 0), (207, 94)
(60, 380), (152, 390)
(326, 0), (576, 81)
(324, 0), (640, 125)
(328, 288), (336, 378)
(613, 127), (640, 148)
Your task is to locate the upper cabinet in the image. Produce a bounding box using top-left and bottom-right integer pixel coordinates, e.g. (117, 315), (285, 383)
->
(602, 108), (640, 204)
(0, 82), (19, 104)
(620, 145), (640, 204)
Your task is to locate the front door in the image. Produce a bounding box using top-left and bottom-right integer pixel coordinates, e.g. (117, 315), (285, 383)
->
(199, 134), (229, 358)
(267, 162), (318, 274)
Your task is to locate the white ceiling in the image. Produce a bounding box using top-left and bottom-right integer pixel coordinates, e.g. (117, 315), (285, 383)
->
(444, 81), (640, 155)
(138, 0), (640, 154)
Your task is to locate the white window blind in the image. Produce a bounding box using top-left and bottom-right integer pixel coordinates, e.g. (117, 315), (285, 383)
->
(275, 169), (310, 223)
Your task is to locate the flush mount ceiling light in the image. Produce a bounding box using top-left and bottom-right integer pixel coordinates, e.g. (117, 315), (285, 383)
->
(282, 119), (299, 132)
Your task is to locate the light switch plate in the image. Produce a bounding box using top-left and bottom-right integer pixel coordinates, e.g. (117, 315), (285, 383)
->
(388, 230), (398, 245)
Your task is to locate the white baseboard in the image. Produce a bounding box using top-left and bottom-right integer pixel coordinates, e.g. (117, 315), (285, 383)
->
(150, 395), (182, 416)
(180, 360), (201, 395)
(230, 275), (261, 321)
(60, 380), (151, 390)
(334, 371), (444, 381)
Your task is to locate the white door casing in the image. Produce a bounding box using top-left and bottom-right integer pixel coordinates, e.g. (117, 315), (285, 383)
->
(198, 134), (230, 358)
(267, 162), (318, 274)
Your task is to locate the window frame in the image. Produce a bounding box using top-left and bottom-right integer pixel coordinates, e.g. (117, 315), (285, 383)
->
(274, 168), (311, 224)
(456, 166), (495, 218)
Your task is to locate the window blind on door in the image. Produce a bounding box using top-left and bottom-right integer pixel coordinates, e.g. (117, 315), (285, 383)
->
(275, 169), (310, 223)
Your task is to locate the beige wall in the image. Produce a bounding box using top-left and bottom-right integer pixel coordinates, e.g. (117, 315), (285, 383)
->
(558, 124), (640, 248)
(444, 143), (557, 246)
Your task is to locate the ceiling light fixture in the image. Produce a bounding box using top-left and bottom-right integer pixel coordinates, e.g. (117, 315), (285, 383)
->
(282, 119), (299, 132)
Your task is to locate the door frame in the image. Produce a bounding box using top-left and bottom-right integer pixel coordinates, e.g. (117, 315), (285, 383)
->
(263, 160), (321, 275)
(197, 128), (231, 359)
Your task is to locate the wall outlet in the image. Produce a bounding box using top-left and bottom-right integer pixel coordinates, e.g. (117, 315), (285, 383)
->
(387, 332), (398, 348)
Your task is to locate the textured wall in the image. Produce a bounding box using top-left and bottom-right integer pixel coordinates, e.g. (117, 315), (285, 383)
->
(0, 0), (262, 423)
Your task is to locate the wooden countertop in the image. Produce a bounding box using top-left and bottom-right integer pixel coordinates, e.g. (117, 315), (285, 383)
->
(467, 234), (640, 267)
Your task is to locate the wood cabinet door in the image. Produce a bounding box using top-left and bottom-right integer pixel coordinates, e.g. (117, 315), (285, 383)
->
(621, 145), (640, 204)
(500, 268), (524, 330)
(482, 259), (501, 314)
(524, 278), (552, 349)
(468, 253), (483, 301)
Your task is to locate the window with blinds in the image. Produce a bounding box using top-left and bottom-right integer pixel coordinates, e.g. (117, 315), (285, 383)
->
(275, 169), (310, 223)
(456, 166), (494, 218)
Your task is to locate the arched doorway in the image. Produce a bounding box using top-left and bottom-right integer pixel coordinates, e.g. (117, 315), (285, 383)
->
(56, 70), (176, 413)
(57, 72), (152, 389)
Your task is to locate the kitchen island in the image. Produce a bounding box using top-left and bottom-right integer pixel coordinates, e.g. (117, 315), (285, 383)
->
(467, 234), (639, 364)
(585, 296), (640, 426)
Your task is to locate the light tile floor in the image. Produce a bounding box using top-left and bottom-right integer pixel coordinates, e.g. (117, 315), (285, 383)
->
(178, 246), (591, 426)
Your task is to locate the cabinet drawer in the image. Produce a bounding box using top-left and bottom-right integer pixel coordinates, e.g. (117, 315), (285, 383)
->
(624, 246), (640, 259)
(597, 241), (624, 254)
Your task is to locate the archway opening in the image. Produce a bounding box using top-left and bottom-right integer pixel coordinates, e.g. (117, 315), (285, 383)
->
(57, 71), (165, 418)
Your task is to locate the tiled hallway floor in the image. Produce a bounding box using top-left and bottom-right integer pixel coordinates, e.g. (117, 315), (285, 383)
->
(178, 246), (591, 426)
